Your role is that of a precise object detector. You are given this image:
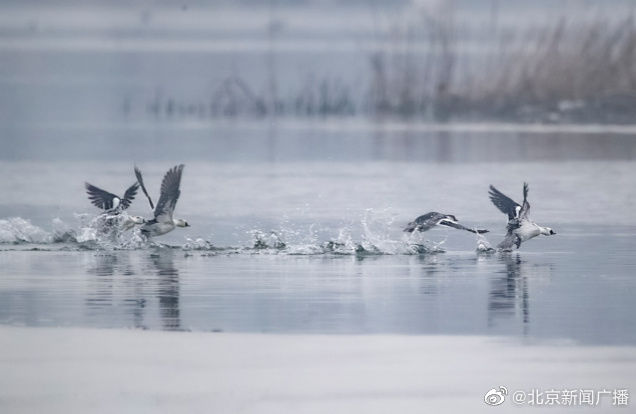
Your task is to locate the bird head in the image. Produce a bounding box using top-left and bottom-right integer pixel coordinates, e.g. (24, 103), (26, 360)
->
(540, 226), (556, 236)
(174, 219), (190, 228)
(129, 216), (147, 224)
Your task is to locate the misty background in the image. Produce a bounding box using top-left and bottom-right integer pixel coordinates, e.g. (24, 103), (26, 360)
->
(2, 0), (636, 162)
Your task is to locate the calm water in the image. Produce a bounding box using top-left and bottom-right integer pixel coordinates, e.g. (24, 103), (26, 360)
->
(1, 236), (635, 346)
(1, 127), (636, 345)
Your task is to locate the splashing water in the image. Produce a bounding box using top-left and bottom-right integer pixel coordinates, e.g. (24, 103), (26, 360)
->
(0, 217), (53, 244)
(73, 212), (149, 250)
(475, 233), (496, 254)
(320, 226), (357, 255)
(359, 208), (445, 255)
(182, 238), (219, 251)
(0, 217), (79, 245)
(1, 211), (448, 256)
(250, 230), (287, 251)
(0, 213), (153, 250)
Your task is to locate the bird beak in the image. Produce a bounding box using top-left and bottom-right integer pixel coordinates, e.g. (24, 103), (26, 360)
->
(550, 230), (556, 235)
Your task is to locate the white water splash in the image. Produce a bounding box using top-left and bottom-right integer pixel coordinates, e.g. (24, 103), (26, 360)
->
(359, 208), (445, 255)
(249, 230), (287, 250)
(475, 233), (496, 253)
(0, 217), (52, 244)
(182, 238), (216, 251)
(1, 211), (446, 255)
(74, 212), (149, 250)
(242, 211), (446, 256)
(51, 217), (77, 243)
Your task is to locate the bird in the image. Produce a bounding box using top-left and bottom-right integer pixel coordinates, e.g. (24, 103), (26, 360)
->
(404, 212), (489, 234)
(85, 181), (139, 213)
(84, 179), (146, 231)
(135, 164), (190, 237)
(488, 182), (556, 251)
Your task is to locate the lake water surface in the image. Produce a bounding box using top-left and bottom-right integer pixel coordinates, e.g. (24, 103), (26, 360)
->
(1, 122), (635, 346)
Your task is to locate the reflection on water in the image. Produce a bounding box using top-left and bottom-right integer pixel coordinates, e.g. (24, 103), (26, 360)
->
(0, 226), (635, 345)
(85, 250), (181, 330)
(488, 254), (530, 333)
(86, 254), (116, 311)
(151, 250), (181, 331)
(487, 253), (558, 338)
(414, 255), (444, 296)
(4, 123), (636, 163)
(86, 252), (147, 329)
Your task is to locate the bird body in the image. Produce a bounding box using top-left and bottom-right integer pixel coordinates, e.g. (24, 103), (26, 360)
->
(141, 220), (175, 237)
(517, 220), (541, 241)
(404, 211), (488, 234)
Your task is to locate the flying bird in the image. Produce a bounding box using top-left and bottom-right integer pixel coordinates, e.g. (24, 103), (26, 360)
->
(404, 212), (489, 234)
(135, 164), (190, 237)
(489, 182), (556, 251)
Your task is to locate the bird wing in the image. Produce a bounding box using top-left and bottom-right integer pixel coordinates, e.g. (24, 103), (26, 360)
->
(519, 182), (531, 218)
(153, 164), (184, 223)
(489, 185), (521, 220)
(134, 166), (155, 210)
(438, 219), (489, 234)
(121, 182), (139, 210)
(85, 182), (120, 211)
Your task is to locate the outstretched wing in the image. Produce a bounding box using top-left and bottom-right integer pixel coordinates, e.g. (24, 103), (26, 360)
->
(134, 166), (155, 210)
(153, 164), (184, 223)
(121, 182), (139, 210)
(519, 182), (530, 218)
(438, 219), (489, 234)
(489, 185), (521, 220)
(85, 182), (120, 211)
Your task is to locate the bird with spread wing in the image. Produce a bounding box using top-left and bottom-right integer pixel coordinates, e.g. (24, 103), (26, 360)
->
(489, 182), (556, 251)
(134, 164), (190, 238)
